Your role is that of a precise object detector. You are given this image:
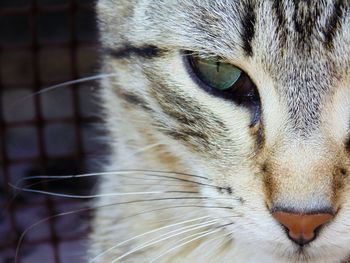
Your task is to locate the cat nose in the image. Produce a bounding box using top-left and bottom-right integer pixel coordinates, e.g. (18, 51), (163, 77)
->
(272, 211), (333, 246)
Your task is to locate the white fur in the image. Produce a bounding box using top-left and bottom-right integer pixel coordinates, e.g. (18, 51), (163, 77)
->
(89, 1), (350, 262)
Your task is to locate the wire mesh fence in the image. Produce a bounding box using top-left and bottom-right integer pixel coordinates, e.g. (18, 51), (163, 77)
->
(0, 0), (103, 262)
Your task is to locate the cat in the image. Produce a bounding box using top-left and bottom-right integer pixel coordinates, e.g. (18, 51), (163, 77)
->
(88, 0), (350, 262)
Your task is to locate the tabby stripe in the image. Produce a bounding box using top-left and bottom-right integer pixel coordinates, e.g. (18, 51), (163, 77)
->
(272, 1), (286, 30)
(120, 92), (152, 111)
(106, 45), (167, 59)
(272, 0), (287, 47)
(240, 1), (256, 57)
(324, 0), (346, 49)
(148, 80), (228, 153)
(293, 0), (321, 50)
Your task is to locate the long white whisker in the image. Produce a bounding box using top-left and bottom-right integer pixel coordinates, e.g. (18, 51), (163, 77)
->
(10, 183), (233, 203)
(10, 183), (185, 199)
(115, 174), (192, 183)
(112, 183), (198, 187)
(191, 228), (235, 260)
(15, 203), (110, 263)
(88, 215), (211, 262)
(12, 170), (214, 200)
(110, 219), (220, 262)
(14, 200), (229, 263)
(16, 169), (209, 183)
(12, 73), (118, 108)
(121, 205), (233, 223)
(157, 228), (215, 256)
(148, 228), (222, 263)
(118, 143), (163, 164)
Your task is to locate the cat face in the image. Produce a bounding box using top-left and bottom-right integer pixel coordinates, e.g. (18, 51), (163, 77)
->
(96, 1), (350, 262)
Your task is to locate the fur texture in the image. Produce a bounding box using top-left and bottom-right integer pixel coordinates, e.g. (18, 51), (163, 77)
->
(89, 1), (350, 262)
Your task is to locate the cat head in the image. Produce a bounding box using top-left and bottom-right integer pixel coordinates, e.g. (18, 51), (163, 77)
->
(97, 1), (350, 261)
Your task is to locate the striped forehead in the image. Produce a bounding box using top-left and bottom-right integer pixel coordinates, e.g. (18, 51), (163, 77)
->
(168, 1), (349, 54)
(120, 0), (350, 135)
(170, 0), (350, 134)
(255, 1), (350, 133)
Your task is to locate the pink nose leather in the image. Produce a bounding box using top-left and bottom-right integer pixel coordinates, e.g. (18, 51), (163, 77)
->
(272, 211), (333, 245)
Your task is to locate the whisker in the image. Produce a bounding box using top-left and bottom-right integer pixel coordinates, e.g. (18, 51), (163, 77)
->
(11, 73), (118, 108)
(110, 219), (220, 262)
(10, 183), (235, 208)
(192, 228), (236, 260)
(9, 174), (201, 207)
(109, 183), (199, 187)
(6, 176), (69, 210)
(15, 196), (232, 263)
(9, 183), (201, 199)
(118, 143), (163, 163)
(88, 215), (211, 262)
(148, 227), (225, 263)
(12, 170), (216, 201)
(12, 201), (180, 262)
(122, 205), (233, 222)
(115, 174), (197, 184)
(15, 204), (108, 263)
(16, 169), (209, 183)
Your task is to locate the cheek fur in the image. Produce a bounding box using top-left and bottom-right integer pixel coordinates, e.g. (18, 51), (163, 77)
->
(88, 1), (350, 263)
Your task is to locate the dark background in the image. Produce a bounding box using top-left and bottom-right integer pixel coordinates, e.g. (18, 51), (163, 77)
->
(0, 0), (105, 262)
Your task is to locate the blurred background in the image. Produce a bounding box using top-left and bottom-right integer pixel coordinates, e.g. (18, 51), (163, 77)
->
(0, 0), (105, 262)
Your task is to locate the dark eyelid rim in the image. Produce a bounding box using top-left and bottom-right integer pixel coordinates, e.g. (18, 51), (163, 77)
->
(183, 51), (238, 101)
(183, 50), (261, 127)
(182, 50), (259, 103)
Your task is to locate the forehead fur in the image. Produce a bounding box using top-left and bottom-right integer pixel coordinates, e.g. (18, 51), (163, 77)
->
(98, 1), (350, 54)
(98, 0), (350, 135)
(93, 2), (350, 260)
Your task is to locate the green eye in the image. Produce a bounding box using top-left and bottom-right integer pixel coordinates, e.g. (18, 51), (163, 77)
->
(189, 54), (242, 91)
(186, 52), (260, 110)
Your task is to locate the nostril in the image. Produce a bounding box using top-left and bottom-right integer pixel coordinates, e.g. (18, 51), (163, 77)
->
(272, 211), (333, 246)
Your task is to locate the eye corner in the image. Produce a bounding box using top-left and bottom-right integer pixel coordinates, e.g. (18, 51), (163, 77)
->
(183, 50), (261, 109)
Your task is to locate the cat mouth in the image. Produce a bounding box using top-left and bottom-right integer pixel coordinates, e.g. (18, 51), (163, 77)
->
(273, 245), (313, 262)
